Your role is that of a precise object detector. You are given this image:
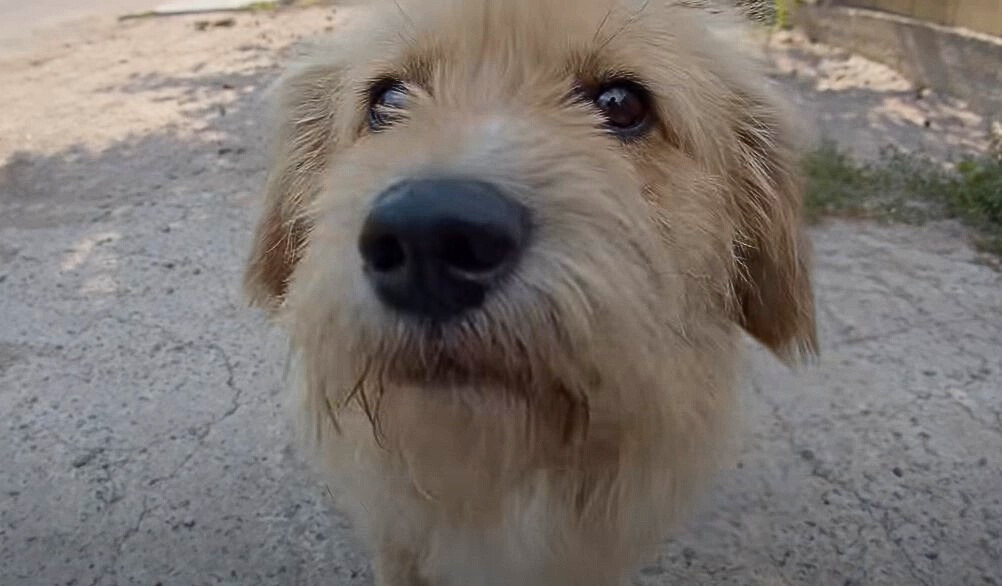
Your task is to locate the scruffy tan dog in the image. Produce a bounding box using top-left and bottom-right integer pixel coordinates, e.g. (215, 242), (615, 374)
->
(245, 0), (816, 584)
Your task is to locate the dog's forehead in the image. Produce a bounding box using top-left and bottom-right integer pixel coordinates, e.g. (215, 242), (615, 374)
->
(399, 0), (636, 38)
(357, 0), (701, 76)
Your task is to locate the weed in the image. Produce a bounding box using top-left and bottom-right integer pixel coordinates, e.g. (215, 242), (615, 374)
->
(246, 2), (280, 11)
(803, 140), (1002, 255)
(735, 0), (797, 29)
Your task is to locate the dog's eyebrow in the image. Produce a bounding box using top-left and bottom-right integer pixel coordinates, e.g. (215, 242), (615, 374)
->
(360, 52), (437, 101)
(592, 6), (616, 44)
(390, 0), (415, 33)
(595, 0), (651, 52)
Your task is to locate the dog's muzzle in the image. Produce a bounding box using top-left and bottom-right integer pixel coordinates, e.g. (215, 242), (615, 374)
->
(358, 178), (531, 320)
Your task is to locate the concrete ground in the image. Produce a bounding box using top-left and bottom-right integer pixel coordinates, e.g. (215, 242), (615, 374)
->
(0, 0), (159, 57)
(1, 4), (1000, 586)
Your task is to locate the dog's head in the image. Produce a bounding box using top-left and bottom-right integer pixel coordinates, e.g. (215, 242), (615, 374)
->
(246, 0), (816, 440)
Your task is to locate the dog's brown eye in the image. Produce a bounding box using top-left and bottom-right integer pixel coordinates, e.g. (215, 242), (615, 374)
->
(594, 83), (650, 135)
(369, 81), (409, 131)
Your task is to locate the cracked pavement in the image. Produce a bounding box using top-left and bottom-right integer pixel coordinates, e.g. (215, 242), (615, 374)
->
(1, 4), (1001, 586)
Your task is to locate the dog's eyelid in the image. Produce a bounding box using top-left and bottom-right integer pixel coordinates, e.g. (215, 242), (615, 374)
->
(366, 78), (407, 104)
(366, 78), (414, 132)
(596, 69), (648, 89)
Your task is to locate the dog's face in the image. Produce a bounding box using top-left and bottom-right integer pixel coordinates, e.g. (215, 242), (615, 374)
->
(246, 0), (815, 446)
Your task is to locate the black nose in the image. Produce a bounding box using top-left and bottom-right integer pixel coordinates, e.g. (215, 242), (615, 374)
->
(358, 178), (531, 320)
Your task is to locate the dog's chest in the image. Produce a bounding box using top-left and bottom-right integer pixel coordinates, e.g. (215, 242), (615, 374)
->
(422, 515), (552, 586)
(418, 482), (613, 586)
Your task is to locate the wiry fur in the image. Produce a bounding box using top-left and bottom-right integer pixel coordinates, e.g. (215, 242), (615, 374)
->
(244, 1), (816, 584)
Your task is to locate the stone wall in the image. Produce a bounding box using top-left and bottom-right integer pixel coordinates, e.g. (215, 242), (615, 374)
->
(832, 0), (1002, 38)
(796, 1), (1002, 119)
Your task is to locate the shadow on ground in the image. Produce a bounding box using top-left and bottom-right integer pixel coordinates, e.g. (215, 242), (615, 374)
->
(0, 12), (373, 585)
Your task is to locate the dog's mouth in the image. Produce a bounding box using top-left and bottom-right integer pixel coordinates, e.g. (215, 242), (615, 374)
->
(389, 356), (498, 388)
(338, 317), (594, 445)
(373, 326), (534, 391)
(373, 341), (591, 444)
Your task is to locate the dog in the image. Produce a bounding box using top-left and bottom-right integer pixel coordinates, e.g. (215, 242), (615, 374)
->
(244, 0), (816, 584)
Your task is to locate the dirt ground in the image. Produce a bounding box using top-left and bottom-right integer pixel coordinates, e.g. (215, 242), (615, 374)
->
(1, 4), (1000, 586)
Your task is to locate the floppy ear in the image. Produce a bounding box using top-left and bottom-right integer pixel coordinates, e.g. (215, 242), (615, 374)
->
(244, 60), (347, 312)
(727, 88), (818, 361)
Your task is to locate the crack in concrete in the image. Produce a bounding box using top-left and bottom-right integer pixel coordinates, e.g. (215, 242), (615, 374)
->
(941, 389), (1002, 438)
(87, 497), (155, 586)
(146, 341), (243, 488)
(830, 315), (987, 349)
(809, 464), (932, 586)
(79, 340), (244, 584)
(751, 382), (935, 586)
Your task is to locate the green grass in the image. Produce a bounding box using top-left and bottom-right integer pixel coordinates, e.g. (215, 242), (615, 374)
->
(246, 1), (280, 11)
(774, 0), (791, 29)
(803, 140), (1002, 255)
(736, 0), (796, 29)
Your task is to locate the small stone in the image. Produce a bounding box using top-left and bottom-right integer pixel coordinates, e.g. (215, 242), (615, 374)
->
(924, 551), (939, 560)
(71, 450), (99, 468)
(801, 449), (815, 461)
(682, 547), (697, 564)
(892, 467), (903, 477)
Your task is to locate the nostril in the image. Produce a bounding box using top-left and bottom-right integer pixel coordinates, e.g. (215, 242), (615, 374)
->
(362, 232), (406, 273)
(438, 226), (515, 275)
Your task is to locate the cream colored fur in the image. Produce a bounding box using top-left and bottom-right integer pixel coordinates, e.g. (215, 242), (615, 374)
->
(244, 1), (816, 584)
